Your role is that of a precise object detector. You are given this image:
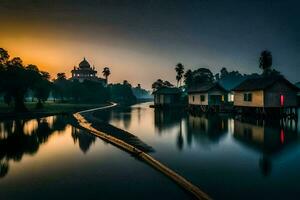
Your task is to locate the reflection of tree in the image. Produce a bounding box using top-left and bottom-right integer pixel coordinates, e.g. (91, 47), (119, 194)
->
(0, 161), (9, 178)
(186, 114), (228, 147)
(154, 109), (187, 150)
(154, 109), (185, 134)
(176, 120), (184, 151)
(259, 155), (272, 176)
(71, 127), (96, 153)
(0, 115), (69, 178)
(94, 106), (132, 130)
(233, 118), (298, 176)
(137, 107), (141, 124)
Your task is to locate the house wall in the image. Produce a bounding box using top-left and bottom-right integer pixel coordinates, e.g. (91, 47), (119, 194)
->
(264, 81), (298, 107)
(155, 94), (179, 105)
(208, 90), (226, 105)
(164, 95), (172, 104)
(188, 93), (208, 105)
(189, 91), (227, 106)
(234, 90), (264, 107)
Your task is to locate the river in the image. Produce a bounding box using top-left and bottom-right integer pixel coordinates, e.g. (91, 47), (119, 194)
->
(1, 102), (300, 199)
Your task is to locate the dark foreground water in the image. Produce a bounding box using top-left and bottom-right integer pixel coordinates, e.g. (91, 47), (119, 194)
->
(0, 114), (190, 200)
(95, 102), (300, 200)
(1, 103), (300, 200)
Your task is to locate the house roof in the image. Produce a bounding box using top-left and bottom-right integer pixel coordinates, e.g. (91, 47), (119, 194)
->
(152, 87), (182, 95)
(233, 75), (299, 91)
(188, 82), (227, 94)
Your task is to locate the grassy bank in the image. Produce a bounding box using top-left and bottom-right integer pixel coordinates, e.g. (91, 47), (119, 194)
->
(0, 101), (111, 120)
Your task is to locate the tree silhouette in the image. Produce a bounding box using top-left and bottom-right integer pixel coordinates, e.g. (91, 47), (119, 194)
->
(220, 67), (229, 79)
(109, 81), (136, 104)
(0, 48), (53, 111)
(184, 69), (193, 89)
(102, 67), (111, 84)
(151, 79), (174, 91)
(26, 65), (52, 108)
(3, 57), (29, 112)
(53, 73), (70, 101)
(259, 50), (272, 74)
(175, 63), (184, 87)
(185, 68), (214, 88)
(0, 48), (9, 64)
(57, 73), (66, 80)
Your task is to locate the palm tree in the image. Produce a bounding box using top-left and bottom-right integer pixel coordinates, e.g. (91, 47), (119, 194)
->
(102, 67), (111, 84)
(259, 50), (272, 74)
(175, 63), (184, 87)
(184, 69), (193, 89)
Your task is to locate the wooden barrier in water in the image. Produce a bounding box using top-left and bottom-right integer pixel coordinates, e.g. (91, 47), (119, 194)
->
(73, 110), (212, 200)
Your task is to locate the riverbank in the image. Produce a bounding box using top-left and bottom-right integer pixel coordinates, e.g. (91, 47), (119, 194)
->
(0, 102), (112, 120)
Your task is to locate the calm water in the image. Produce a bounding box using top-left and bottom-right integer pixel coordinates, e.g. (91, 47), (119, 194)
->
(0, 115), (190, 200)
(96, 102), (300, 200)
(1, 103), (300, 200)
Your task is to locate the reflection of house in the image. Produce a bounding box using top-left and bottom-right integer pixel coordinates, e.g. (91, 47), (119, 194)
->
(233, 119), (298, 175)
(154, 109), (184, 133)
(153, 87), (182, 107)
(188, 83), (227, 112)
(70, 58), (106, 84)
(186, 114), (228, 145)
(233, 76), (299, 116)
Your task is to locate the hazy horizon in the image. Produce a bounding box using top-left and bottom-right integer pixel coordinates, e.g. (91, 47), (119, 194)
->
(1, 0), (299, 89)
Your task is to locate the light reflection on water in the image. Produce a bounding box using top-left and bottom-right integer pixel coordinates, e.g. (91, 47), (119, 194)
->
(1, 103), (300, 200)
(97, 102), (300, 200)
(0, 114), (191, 200)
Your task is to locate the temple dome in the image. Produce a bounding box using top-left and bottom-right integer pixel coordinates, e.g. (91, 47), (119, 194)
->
(79, 58), (90, 68)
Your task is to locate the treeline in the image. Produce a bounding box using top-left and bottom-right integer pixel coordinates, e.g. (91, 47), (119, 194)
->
(0, 49), (52, 111)
(0, 48), (144, 112)
(132, 84), (153, 99)
(51, 73), (110, 103)
(51, 76), (138, 105)
(152, 66), (255, 91)
(152, 50), (281, 91)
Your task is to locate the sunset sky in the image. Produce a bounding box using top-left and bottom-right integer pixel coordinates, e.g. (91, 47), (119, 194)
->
(0, 0), (299, 89)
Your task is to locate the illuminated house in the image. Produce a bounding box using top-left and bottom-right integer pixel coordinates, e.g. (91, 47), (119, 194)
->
(70, 58), (106, 85)
(233, 76), (299, 116)
(188, 82), (227, 112)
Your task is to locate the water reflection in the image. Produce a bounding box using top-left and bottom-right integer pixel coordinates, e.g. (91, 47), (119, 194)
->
(186, 114), (228, 146)
(71, 127), (96, 153)
(107, 107), (133, 129)
(0, 115), (88, 178)
(153, 107), (300, 176)
(154, 109), (185, 134)
(233, 118), (299, 176)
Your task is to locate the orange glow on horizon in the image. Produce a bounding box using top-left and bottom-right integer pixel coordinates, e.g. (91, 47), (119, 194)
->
(0, 33), (174, 89)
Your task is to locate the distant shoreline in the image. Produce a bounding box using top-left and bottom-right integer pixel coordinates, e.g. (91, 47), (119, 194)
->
(0, 102), (112, 120)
